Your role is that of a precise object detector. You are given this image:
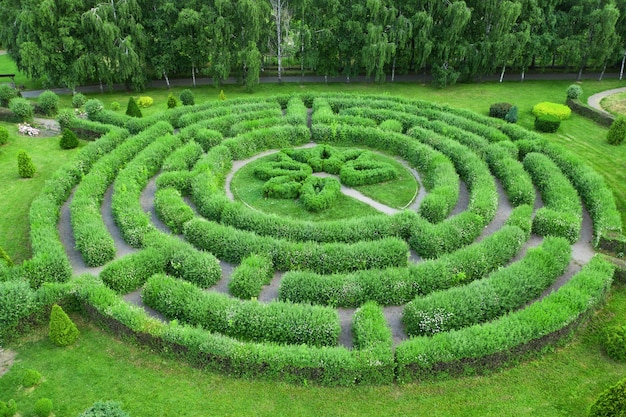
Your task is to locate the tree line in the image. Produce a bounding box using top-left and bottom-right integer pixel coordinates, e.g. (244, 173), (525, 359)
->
(0, 0), (624, 91)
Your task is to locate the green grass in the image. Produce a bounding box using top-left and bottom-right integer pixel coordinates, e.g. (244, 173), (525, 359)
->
(1, 285), (625, 417)
(0, 54), (43, 90)
(600, 91), (626, 116)
(0, 122), (83, 263)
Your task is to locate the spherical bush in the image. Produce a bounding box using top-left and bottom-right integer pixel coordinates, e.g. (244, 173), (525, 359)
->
(567, 84), (583, 100)
(34, 398), (53, 417)
(72, 92), (87, 108)
(37, 90), (60, 116)
(9, 97), (34, 122)
(21, 368), (42, 388)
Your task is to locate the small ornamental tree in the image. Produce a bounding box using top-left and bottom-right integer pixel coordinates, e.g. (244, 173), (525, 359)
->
(588, 377), (626, 417)
(125, 97), (142, 118)
(607, 116), (626, 145)
(49, 304), (79, 346)
(180, 89), (195, 106)
(0, 126), (8, 145)
(167, 93), (178, 109)
(59, 128), (79, 149)
(17, 150), (35, 178)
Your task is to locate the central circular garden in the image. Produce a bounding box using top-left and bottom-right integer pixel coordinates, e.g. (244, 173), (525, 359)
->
(22, 92), (622, 385)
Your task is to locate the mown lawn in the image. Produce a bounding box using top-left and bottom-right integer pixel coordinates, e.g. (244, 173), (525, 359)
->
(1, 66), (625, 416)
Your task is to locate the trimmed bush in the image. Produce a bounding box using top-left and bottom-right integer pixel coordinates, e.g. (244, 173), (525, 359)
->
(22, 369), (42, 387)
(263, 175), (302, 199)
(143, 274), (340, 347)
(505, 105), (518, 123)
(9, 97), (34, 122)
(72, 92), (87, 108)
(0, 399), (17, 417)
(136, 96), (153, 108)
(37, 90), (59, 116)
(532, 102), (571, 120)
(125, 97), (142, 118)
(607, 115), (626, 145)
(0, 83), (17, 107)
(167, 93), (178, 109)
(84, 99), (104, 119)
(79, 401), (131, 417)
(489, 102), (513, 119)
(285, 97), (307, 125)
(300, 176), (341, 212)
(49, 304), (79, 346)
(229, 254), (274, 299)
(339, 158), (397, 187)
(17, 150), (35, 178)
(0, 126), (8, 145)
(34, 398), (53, 417)
(567, 84), (583, 100)
(180, 89), (195, 106)
(154, 188), (195, 234)
(604, 325), (626, 361)
(588, 377), (626, 417)
(535, 115), (561, 133)
(379, 119), (403, 132)
(59, 128), (79, 149)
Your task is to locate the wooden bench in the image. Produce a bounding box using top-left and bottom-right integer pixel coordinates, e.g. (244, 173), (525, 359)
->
(0, 74), (16, 87)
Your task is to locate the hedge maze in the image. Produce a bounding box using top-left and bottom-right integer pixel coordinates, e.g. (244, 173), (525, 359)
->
(3, 93), (623, 386)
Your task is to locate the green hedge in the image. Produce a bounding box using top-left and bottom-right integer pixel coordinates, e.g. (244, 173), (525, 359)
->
(177, 125), (223, 152)
(403, 237), (571, 336)
(524, 152), (582, 243)
(161, 141), (204, 172)
(183, 218), (408, 274)
(0, 279), (37, 341)
(339, 158), (397, 187)
(154, 188), (195, 234)
(228, 254), (274, 300)
(230, 116), (287, 137)
(285, 97), (308, 125)
(143, 274), (340, 347)
(300, 176), (341, 212)
(280, 219), (528, 307)
(485, 143), (535, 207)
(222, 125), (310, 159)
(396, 255), (614, 382)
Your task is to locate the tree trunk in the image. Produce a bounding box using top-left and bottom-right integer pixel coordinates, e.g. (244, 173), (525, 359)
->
(192, 64), (196, 87)
(99, 78), (104, 94)
(577, 65), (583, 82)
(163, 71), (170, 89)
(521, 68), (525, 82)
(620, 52), (626, 80)
(499, 65), (506, 83)
(324, 74), (328, 84)
(276, 0), (282, 82)
(599, 62), (607, 81)
(391, 54), (396, 82)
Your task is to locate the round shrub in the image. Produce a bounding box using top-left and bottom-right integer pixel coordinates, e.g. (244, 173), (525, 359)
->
(588, 377), (626, 417)
(607, 116), (626, 145)
(84, 99), (104, 119)
(59, 128), (79, 149)
(49, 304), (80, 346)
(110, 102), (121, 111)
(604, 325), (626, 361)
(37, 90), (59, 116)
(0, 399), (17, 417)
(0, 126), (8, 145)
(9, 97), (34, 122)
(72, 92), (87, 108)
(180, 89), (195, 106)
(17, 150), (36, 178)
(0, 83), (17, 107)
(567, 84), (583, 100)
(137, 96), (153, 108)
(532, 101), (572, 120)
(22, 369), (42, 388)
(535, 115), (561, 133)
(79, 401), (131, 417)
(34, 398), (52, 417)
(489, 102), (513, 119)
(56, 108), (76, 130)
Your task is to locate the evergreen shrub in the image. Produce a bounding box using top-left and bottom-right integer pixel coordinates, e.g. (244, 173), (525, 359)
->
(567, 84), (583, 100)
(489, 102), (512, 119)
(125, 97), (142, 117)
(588, 377), (626, 417)
(0, 399), (17, 417)
(37, 90), (59, 116)
(72, 92), (87, 108)
(9, 98), (34, 122)
(604, 325), (626, 361)
(0, 126), (8, 145)
(0, 84), (17, 107)
(607, 116), (626, 145)
(136, 96), (153, 108)
(17, 150), (35, 178)
(59, 128), (79, 149)
(180, 89), (195, 106)
(535, 115), (561, 133)
(84, 99), (104, 119)
(21, 369), (42, 387)
(505, 105), (518, 123)
(34, 398), (52, 417)
(167, 93), (178, 109)
(49, 304), (79, 346)
(532, 102), (571, 120)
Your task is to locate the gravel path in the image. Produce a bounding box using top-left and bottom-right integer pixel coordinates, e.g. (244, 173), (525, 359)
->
(587, 87), (626, 116)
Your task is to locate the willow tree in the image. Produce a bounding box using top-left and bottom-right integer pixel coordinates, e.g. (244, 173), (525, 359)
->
(232, 0), (269, 87)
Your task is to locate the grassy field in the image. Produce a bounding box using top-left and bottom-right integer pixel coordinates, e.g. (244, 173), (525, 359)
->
(1, 62), (626, 416)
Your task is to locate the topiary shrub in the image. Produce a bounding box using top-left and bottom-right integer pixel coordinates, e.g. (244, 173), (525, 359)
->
(136, 96), (153, 108)
(0, 126), (8, 145)
(604, 325), (626, 361)
(59, 128), (79, 149)
(567, 84), (583, 100)
(125, 97), (142, 118)
(588, 377), (626, 417)
(180, 89), (195, 106)
(0, 399), (17, 417)
(505, 106), (518, 124)
(17, 150), (35, 178)
(79, 401), (131, 417)
(56, 108), (76, 130)
(110, 102), (121, 111)
(489, 102), (513, 119)
(532, 101), (572, 120)
(84, 99), (104, 119)
(9, 97), (34, 122)
(34, 398), (52, 417)
(49, 304), (79, 346)
(167, 93), (178, 109)
(607, 116), (626, 145)
(0, 84), (17, 107)
(21, 369), (42, 388)
(535, 115), (561, 133)
(72, 92), (87, 108)
(37, 90), (59, 116)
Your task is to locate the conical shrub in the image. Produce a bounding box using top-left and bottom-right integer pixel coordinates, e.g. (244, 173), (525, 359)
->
(59, 128), (79, 149)
(125, 97), (142, 118)
(17, 150), (35, 178)
(49, 304), (79, 346)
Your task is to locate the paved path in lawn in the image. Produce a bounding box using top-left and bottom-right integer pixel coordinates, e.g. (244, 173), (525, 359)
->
(587, 87), (626, 116)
